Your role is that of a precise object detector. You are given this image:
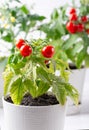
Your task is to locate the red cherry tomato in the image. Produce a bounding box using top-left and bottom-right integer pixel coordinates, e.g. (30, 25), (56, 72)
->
(81, 16), (88, 22)
(20, 44), (32, 57)
(69, 13), (78, 21)
(69, 8), (76, 14)
(16, 39), (25, 49)
(66, 21), (77, 34)
(41, 45), (55, 58)
(77, 23), (84, 32)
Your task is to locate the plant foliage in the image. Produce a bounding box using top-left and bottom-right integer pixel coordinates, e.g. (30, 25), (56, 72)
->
(3, 39), (79, 105)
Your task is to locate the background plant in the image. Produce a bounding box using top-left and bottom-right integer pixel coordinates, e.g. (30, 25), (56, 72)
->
(3, 39), (78, 105)
(39, 1), (89, 68)
(0, 0), (45, 59)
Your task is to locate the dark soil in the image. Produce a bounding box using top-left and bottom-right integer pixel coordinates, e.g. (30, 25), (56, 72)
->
(5, 93), (59, 106)
(69, 63), (84, 70)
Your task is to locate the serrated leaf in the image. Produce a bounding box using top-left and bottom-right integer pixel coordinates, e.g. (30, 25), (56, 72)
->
(3, 66), (14, 95)
(23, 79), (37, 98)
(63, 35), (78, 50)
(51, 8), (59, 19)
(66, 49), (75, 62)
(56, 50), (68, 61)
(28, 14), (45, 21)
(2, 33), (12, 42)
(56, 59), (69, 70)
(8, 53), (26, 71)
(8, 54), (18, 64)
(60, 70), (70, 82)
(76, 49), (86, 68)
(71, 41), (83, 56)
(52, 82), (67, 105)
(10, 76), (23, 105)
(64, 83), (79, 105)
(37, 67), (50, 83)
(56, 19), (65, 35)
(20, 5), (29, 14)
(36, 80), (50, 97)
(10, 62), (25, 70)
(51, 74), (79, 105)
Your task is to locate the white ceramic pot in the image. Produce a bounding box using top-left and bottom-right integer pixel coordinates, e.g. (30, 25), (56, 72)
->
(0, 59), (7, 107)
(67, 68), (86, 115)
(3, 98), (67, 130)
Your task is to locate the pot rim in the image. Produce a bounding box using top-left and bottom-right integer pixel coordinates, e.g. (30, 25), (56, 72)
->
(2, 97), (66, 109)
(70, 67), (86, 73)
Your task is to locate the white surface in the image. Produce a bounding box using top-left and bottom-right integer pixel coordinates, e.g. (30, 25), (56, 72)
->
(0, 69), (89, 130)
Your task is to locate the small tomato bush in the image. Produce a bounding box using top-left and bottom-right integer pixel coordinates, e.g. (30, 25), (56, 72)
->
(3, 39), (79, 105)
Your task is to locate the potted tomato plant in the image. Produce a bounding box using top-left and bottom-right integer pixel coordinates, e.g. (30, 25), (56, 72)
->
(64, 2), (89, 114)
(39, 1), (89, 114)
(2, 39), (78, 130)
(0, 0), (45, 107)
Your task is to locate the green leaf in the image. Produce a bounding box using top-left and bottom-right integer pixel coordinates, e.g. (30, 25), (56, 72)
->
(20, 5), (29, 14)
(71, 41), (83, 56)
(76, 49), (86, 68)
(37, 67), (50, 83)
(3, 66), (14, 95)
(39, 24), (50, 34)
(8, 53), (26, 68)
(55, 59), (69, 81)
(8, 54), (18, 64)
(56, 59), (69, 70)
(63, 35), (78, 50)
(23, 79), (37, 98)
(66, 49), (75, 62)
(2, 33), (12, 42)
(60, 70), (70, 82)
(10, 76), (24, 105)
(20, 18), (27, 31)
(16, 0), (21, 2)
(52, 82), (67, 105)
(36, 80), (50, 97)
(51, 74), (79, 105)
(9, 0), (21, 2)
(64, 83), (79, 105)
(55, 19), (65, 35)
(51, 8), (59, 19)
(55, 50), (68, 62)
(85, 54), (89, 67)
(28, 14), (45, 21)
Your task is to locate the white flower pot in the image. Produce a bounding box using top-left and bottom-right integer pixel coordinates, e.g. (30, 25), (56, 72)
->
(2, 98), (67, 130)
(67, 68), (86, 115)
(0, 59), (6, 107)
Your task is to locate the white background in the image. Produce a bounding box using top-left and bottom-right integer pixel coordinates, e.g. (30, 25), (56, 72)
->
(21, 0), (80, 17)
(1, 0), (80, 18)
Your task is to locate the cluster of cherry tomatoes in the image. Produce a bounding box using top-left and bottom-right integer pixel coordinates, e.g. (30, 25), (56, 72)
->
(66, 8), (89, 34)
(16, 39), (32, 57)
(16, 39), (55, 59)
